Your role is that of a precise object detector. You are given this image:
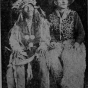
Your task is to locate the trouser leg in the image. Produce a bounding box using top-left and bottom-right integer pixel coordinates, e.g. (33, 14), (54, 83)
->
(49, 49), (63, 83)
(61, 44), (86, 88)
(45, 48), (63, 88)
(16, 66), (25, 88)
(7, 67), (15, 88)
(38, 56), (50, 88)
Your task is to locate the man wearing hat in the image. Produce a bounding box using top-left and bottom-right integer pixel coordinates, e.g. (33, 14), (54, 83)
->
(47, 0), (86, 88)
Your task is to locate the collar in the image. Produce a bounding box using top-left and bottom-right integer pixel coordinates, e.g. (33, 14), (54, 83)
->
(55, 8), (71, 20)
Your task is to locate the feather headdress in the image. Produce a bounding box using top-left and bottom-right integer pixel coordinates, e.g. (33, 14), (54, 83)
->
(12, 0), (37, 9)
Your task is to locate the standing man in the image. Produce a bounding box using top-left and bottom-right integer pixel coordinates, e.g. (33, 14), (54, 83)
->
(6, 0), (51, 88)
(47, 0), (86, 88)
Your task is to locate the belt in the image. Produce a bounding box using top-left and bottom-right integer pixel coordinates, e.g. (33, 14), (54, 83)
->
(62, 39), (75, 45)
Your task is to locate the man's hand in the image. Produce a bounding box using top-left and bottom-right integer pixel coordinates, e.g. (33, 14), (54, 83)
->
(50, 42), (57, 48)
(38, 43), (47, 51)
(74, 42), (80, 50)
(20, 51), (27, 56)
(37, 43), (48, 57)
(19, 49), (27, 56)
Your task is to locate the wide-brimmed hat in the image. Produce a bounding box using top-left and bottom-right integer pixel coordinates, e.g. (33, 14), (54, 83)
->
(12, 0), (37, 9)
(68, 0), (75, 5)
(48, 0), (75, 6)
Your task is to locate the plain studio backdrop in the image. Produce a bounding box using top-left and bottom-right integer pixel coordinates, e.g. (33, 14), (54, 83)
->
(1, 0), (87, 88)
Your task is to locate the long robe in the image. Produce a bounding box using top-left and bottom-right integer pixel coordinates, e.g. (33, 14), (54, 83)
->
(6, 7), (51, 88)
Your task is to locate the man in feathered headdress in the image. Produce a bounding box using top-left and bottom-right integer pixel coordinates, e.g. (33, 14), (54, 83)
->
(6, 0), (51, 88)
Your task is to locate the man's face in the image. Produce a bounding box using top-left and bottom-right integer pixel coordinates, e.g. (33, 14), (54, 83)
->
(24, 4), (34, 17)
(55, 0), (68, 9)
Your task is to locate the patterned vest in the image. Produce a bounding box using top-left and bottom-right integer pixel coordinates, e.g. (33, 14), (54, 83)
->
(49, 9), (75, 41)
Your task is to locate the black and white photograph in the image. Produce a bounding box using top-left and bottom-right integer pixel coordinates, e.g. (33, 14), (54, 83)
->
(1, 0), (88, 88)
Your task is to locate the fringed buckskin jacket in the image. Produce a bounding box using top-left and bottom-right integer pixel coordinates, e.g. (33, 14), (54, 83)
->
(8, 8), (51, 84)
(9, 9), (51, 56)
